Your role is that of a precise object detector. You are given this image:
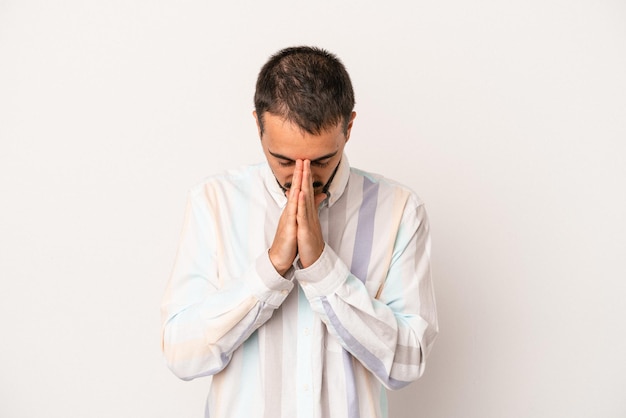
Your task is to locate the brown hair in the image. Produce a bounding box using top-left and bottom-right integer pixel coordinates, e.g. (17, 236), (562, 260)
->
(254, 46), (355, 135)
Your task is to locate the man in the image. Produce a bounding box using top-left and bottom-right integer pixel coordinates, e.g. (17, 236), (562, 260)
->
(161, 46), (438, 418)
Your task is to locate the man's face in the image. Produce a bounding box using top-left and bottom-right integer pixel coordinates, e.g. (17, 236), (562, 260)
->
(255, 112), (356, 195)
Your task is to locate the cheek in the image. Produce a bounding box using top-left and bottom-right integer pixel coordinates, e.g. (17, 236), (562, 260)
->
(272, 165), (295, 186)
(271, 163), (291, 177)
(310, 170), (331, 193)
(311, 167), (332, 184)
(311, 168), (324, 181)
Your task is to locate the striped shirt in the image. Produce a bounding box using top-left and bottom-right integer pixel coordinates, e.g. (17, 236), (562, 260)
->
(161, 154), (438, 418)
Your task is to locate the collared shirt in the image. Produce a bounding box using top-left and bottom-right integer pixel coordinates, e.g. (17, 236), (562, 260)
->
(161, 155), (438, 418)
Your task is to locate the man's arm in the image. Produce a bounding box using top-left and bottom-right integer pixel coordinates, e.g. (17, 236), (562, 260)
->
(296, 165), (438, 389)
(160, 185), (294, 380)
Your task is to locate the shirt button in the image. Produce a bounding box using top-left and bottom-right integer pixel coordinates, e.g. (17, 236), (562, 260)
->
(281, 289), (289, 295)
(303, 384), (309, 392)
(304, 327), (310, 336)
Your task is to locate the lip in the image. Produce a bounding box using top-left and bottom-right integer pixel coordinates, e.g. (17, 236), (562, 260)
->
(282, 180), (323, 189)
(275, 159), (341, 196)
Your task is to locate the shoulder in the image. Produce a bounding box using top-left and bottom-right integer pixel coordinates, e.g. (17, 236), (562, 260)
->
(348, 166), (425, 209)
(188, 163), (267, 199)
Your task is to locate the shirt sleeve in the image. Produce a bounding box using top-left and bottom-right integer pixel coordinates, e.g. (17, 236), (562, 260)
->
(295, 202), (438, 390)
(160, 188), (293, 380)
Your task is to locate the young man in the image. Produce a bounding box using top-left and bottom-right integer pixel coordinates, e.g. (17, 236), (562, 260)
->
(161, 46), (438, 418)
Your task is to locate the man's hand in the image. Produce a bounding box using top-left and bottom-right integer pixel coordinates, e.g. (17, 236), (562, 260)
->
(270, 160), (327, 275)
(296, 160), (327, 268)
(269, 160), (302, 276)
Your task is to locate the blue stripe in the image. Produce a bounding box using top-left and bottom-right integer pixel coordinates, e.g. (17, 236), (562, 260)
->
(321, 297), (410, 390)
(350, 177), (379, 283)
(236, 330), (260, 417)
(342, 348), (360, 418)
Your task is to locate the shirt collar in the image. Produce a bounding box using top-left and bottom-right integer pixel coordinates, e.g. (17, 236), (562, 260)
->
(263, 153), (351, 209)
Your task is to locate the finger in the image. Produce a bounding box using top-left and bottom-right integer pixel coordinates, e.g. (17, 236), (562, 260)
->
(300, 159), (311, 196)
(286, 182), (298, 217)
(286, 160), (302, 213)
(290, 163), (301, 199)
(291, 159), (303, 193)
(298, 189), (307, 222)
(305, 160), (318, 215)
(297, 188), (325, 268)
(302, 160), (316, 211)
(299, 162), (318, 227)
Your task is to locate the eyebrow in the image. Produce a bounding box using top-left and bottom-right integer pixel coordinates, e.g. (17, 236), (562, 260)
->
(268, 150), (338, 163)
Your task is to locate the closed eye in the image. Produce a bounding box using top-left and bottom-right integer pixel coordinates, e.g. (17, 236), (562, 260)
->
(312, 161), (330, 168)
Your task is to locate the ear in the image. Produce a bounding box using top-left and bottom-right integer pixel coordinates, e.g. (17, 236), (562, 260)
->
(344, 111), (357, 143)
(253, 111), (262, 139)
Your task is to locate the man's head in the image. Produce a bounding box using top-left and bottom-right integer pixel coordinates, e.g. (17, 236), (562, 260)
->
(253, 46), (356, 195)
(254, 46), (355, 136)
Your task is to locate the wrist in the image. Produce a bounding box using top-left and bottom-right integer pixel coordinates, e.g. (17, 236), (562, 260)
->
(269, 248), (292, 277)
(299, 242), (325, 269)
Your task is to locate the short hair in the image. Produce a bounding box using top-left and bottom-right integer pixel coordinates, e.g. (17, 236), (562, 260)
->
(254, 46), (355, 135)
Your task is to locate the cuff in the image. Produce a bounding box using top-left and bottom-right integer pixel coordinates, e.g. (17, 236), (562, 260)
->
(245, 251), (295, 308)
(295, 245), (350, 298)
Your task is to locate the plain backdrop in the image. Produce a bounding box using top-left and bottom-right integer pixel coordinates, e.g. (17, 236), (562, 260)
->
(1, 1), (625, 417)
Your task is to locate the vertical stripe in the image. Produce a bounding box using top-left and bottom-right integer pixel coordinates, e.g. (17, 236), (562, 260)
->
(264, 186), (280, 248)
(321, 297), (411, 390)
(163, 161), (437, 418)
(350, 178), (379, 282)
(342, 349), (361, 418)
(321, 368), (332, 418)
(263, 187), (283, 417)
(263, 307), (283, 418)
(380, 387), (389, 418)
(233, 331), (260, 417)
(328, 187), (347, 250)
(296, 284), (314, 418)
(230, 179), (250, 277)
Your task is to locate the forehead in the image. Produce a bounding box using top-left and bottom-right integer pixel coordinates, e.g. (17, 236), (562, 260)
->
(262, 114), (344, 159)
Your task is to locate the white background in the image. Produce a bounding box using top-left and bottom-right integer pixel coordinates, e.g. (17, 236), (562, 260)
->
(1, 1), (625, 417)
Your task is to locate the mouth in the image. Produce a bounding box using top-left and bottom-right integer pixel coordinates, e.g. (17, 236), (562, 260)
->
(277, 181), (326, 196)
(282, 180), (324, 190)
(275, 159), (341, 196)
